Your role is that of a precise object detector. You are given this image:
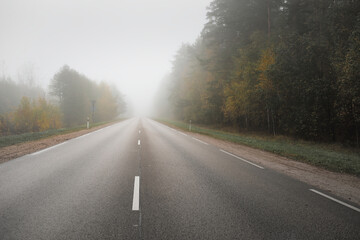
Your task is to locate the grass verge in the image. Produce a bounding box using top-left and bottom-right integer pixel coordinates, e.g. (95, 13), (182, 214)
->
(0, 119), (121, 148)
(157, 119), (360, 177)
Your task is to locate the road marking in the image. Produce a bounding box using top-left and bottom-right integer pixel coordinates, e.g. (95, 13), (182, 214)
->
(75, 133), (91, 139)
(177, 131), (188, 137)
(138, 140), (140, 146)
(220, 149), (264, 169)
(309, 189), (360, 213)
(31, 142), (67, 156)
(192, 137), (209, 145)
(139, 130), (141, 134)
(169, 128), (176, 132)
(132, 176), (140, 211)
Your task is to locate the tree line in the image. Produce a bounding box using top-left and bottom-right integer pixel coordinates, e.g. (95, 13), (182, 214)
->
(49, 65), (125, 127)
(0, 65), (125, 135)
(158, 0), (360, 145)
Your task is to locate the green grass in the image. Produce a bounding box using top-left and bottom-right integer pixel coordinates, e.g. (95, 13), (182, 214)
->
(0, 120), (121, 148)
(157, 119), (360, 177)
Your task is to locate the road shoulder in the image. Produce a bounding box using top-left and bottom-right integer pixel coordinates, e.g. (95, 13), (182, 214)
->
(0, 122), (116, 164)
(186, 131), (360, 206)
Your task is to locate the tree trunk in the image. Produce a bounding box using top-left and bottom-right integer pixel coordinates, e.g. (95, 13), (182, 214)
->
(352, 101), (359, 147)
(356, 122), (359, 148)
(267, 107), (270, 133)
(267, 0), (271, 39)
(245, 113), (248, 130)
(271, 108), (276, 136)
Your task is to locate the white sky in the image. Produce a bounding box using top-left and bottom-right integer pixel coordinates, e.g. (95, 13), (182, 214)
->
(0, 0), (212, 115)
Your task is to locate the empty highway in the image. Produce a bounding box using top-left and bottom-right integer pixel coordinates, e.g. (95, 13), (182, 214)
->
(0, 118), (359, 239)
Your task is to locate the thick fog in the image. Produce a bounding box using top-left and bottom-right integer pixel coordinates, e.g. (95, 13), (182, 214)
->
(0, 0), (212, 116)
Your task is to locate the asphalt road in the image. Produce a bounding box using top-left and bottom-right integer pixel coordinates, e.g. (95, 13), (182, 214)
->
(0, 118), (359, 239)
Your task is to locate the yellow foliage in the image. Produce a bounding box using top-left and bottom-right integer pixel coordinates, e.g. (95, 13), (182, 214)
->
(96, 82), (118, 122)
(224, 79), (252, 121)
(14, 97), (33, 132)
(257, 47), (275, 92)
(32, 97), (62, 131)
(13, 96), (62, 133)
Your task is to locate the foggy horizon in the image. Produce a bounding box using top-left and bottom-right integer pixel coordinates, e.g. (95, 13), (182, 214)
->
(0, 0), (212, 116)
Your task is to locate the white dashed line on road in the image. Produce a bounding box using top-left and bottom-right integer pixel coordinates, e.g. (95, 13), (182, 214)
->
(132, 176), (140, 211)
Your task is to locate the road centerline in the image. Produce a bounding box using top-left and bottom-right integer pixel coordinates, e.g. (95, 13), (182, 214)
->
(132, 176), (140, 211)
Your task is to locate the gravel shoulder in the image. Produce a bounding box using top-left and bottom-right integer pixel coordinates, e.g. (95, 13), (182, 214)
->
(187, 131), (360, 206)
(0, 122), (115, 164)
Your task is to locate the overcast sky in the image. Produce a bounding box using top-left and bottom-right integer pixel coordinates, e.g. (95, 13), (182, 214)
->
(0, 0), (212, 115)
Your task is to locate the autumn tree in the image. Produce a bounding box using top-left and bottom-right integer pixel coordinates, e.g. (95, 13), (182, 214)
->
(0, 76), (44, 115)
(13, 97), (33, 133)
(160, 0), (360, 145)
(32, 97), (62, 132)
(96, 82), (118, 122)
(49, 65), (125, 127)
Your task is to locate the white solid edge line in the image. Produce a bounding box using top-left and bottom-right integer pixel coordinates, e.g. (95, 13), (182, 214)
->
(132, 176), (140, 211)
(31, 142), (67, 156)
(75, 133), (91, 139)
(177, 131), (188, 136)
(153, 119), (187, 136)
(220, 149), (264, 169)
(192, 137), (209, 145)
(309, 189), (360, 213)
(164, 126), (175, 132)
